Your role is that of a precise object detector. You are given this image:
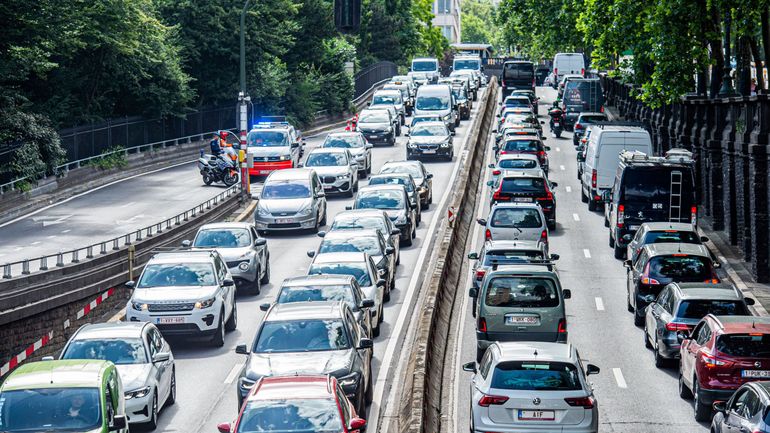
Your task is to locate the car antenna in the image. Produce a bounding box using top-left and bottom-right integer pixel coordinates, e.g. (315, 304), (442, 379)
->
(533, 349), (538, 356)
(677, 242), (682, 253)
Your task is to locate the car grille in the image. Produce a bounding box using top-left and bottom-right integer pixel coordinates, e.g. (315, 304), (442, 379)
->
(255, 155), (282, 162)
(154, 324), (200, 333)
(418, 145), (439, 150)
(268, 223), (302, 228)
(226, 261), (245, 268)
(271, 212), (296, 217)
(322, 175), (337, 184)
(148, 303), (195, 312)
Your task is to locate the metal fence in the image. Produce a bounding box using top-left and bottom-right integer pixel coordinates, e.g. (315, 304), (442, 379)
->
(354, 61), (398, 99)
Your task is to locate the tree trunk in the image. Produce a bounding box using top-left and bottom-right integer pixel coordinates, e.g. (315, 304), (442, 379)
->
(708, 4), (724, 98)
(738, 35), (751, 96)
(750, 36), (765, 91)
(762, 7), (770, 91)
(696, 0), (709, 95)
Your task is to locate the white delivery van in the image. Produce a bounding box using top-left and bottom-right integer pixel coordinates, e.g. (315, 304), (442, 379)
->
(414, 84), (457, 131)
(411, 57), (440, 83)
(580, 125), (652, 210)
(552, 53), (585, 86)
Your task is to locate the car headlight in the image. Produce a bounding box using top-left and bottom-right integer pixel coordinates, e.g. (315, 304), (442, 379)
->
(279, 154), (291, 161)
(337, 372), (361, 388)
(131, 301), (148, 312)
(240, 377), (257, 390)
(440, 140), (451, 148)
(337, 174), (349, 180)
(195, 297), (216, 309)
(125, 386), (150, 400)
(395, 215), (407, 225)
(407, 142), (417, 149)
(297, 206), (313, 216)
(443, 114), (451, 121)
(238, 261), (250, 271)
(257, 205), (271, 217)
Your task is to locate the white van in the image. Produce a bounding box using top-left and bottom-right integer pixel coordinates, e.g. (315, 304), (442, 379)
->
(552, 53), (585, 86)
(414, 84), (458, 131)
(580, 125), (652, 211)
(411, 57), (440, 83)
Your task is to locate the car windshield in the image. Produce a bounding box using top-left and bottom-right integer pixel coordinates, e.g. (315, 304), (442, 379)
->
(499, 159), (538, 169)
(332, 216), (388, 234)
(194, 228), (251, 248)
(62, 338), (147, 364)
(412, 61), (437, 72)
(373, 94), (399, 104)
(491, 361), (581, 391)
(644, 230), (701, 245)
(675, 300), (749, 319)
(501, 178), (546, 193)
(236, 398), (343, 433)
(308, 263), (371, 286)
(262, 181), (311, 199)
(356, 190), (404, 210)
(0, 387), (102, 432)
(137, 263), (216, 287)
(716, 334), (770, 358)
(502, 136), (539, 149)
(412, 117), (441, 126)
(306, 153), (346, 167)
(411, 125), (447, 136)
(359, 112), (389, 123)
(248, 130), (288, 147)
(381, 164), (423, 182)
(454, 59), (480, 70)
(319, 237), (381, 256)
(369, 177), (414, 192)
(323, 135), (362, 148)
(504, 99), (530, 108)
(277, 285), (355, 309)
(416, 96), (450, 110)
(485, 277), (559, 308)
(647, 255), (713, 282)
(490, 208), (542, 228)
(483, 250), (544, 265)
(255, 319), (349, 353)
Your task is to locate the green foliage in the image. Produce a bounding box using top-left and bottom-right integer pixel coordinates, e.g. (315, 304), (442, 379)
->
(461, 0), (503, 49)
(87, 146), (129, 170)
(357, 0), (423, 67)
(497, 0), (585, 61)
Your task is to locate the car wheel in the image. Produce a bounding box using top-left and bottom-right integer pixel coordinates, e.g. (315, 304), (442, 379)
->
(403, 233), (413, 247)
(167, 368), (176, 405)
(211, 312), (225, 347)
(644, 325), (653, 349)
(373, 319), (381, 337)
(260, 257), (271, 284)
(694, 379), (711, 421)
(609, 235), (615, 248)
(634, 309), (644, 326)
(384, 280), (391, 302)
(320, 208), (328, 226)
(428, 190), (433, 204)
(653, 341), (666, 368)
(365, 371), (374, 404)
(588, 196), (598, 211)
(614, 244), (625, 260)
(367, 158), (372, 174)
(679, 370), (693, 399)
(581, 188), (589, 203)
(627, 293), (634, 313)
(396, 252), (401, 265)
(248, 271), (261, 295)
(144, 391), (158, 430)
(604, 214), (610, 227)
(225, 303), (237, 332)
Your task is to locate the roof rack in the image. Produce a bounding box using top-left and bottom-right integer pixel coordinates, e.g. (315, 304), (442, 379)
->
(588, 121), (648, 129)
(619, 147), (694, 165)
(491, 259), (557, 271)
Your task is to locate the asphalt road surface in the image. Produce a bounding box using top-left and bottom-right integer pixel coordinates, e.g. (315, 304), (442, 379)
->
(452, 86), (710, 433)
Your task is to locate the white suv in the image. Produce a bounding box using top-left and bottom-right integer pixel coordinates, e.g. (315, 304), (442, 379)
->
(126, 250), (237, 347)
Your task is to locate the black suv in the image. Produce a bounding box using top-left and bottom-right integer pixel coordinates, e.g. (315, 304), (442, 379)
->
(500, 60), (535, 97)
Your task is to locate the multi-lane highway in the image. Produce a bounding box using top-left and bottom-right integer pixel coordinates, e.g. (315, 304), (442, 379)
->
(451, 87), (710, 433)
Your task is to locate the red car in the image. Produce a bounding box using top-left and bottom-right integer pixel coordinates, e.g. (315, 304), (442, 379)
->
(678, 315), (770, 422)
(218, 375), (366, 433)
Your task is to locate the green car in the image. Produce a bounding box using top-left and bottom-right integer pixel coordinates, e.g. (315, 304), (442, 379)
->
(0, 359), (128, 433)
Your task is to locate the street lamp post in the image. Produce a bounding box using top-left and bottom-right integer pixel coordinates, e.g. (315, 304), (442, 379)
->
(239, 0), (252, 196)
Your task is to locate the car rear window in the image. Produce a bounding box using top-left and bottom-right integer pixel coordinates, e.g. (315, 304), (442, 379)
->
(502, 140), (540, 152)
(675, 300), (749, 319)
(485, 277), (559, 308)
(491, 361), (581, 391)
(278, 284), (356, 308)
(503, 63), (534, 80)
(490, 208), (542, 228)
(648, 255), (713, 282)
(578, 115), (606, 124)
(563, 80), (602, 106)
(644, 230), (701, 244)
(499, 159), (538, 169)
(716, 334), (770, 357)
(483, 250), (544, 266)
(501, 178), (546, 193)
(622, 167), (695, 207)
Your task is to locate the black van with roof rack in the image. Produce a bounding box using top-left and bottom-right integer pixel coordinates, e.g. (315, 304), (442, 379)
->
(602, 148), (697, 259)
(500, 60), (535, 97)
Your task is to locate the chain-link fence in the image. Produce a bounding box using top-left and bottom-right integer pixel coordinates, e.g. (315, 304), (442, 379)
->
(354, 61), (398, 99)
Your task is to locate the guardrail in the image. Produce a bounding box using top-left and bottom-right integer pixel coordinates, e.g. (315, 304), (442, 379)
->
(1, 184), (240, 280)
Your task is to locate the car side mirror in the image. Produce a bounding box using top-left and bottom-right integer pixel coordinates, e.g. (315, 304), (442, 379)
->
(259, 303), (271, 312)
(376, 279), (386, 287)
(586, 364), (600, 375)
(551, 181), (558, 188)
(700, 236), (709, 242)
(345, 205), (353, 210)
(622, 234), (633, 243)
(316, 191), (326, 198)
(745, 297), (756, 306)
(642, 294), (656, 304)
(623, 259), (632, 268)
(476, 218), (487, 226)
(563, 289), (572, 299)
(676, 331), (690, 343)
(496, 113), (501, 118)
(468, 287), (478, 298)
(306, 250), (316, 258)
(391, 228), (401, 235)
(385, 246), (395, 255)
(217, 422), (232, 433)
(360, 299), (375, 308)
(358, 338), (374, 349)
(125, 280), (135, 289)
(152, 352), (170, 363)
(366, 143), (374, 149)
(540, 120), (545, 124)
(110, 415), (127, 431)
(181, 239), (191, 247)
(317, 231), (327, 237)
(451, 131), (456, 136)
(488, 163), (495, 168)
(492, 129), (498, 134)
(223, 279), (235, 287)
(349, 417), (367, 432)
(713, 401), (726, 413)
(235, 344), (249, 355)
(550, 253), (560, 260)
(291, 142), (300, 148)
(426, 173), (433, 179)
(404, 132), (410, 137)
(297, 163), (304, 168)
(493, 145), (499, 151)
(255, 238), (267, 246)
(545, 146), (551, 151)
(486, 181), (493, 187)
(467, 252), (479, 260)
(462, 361), (477, 373)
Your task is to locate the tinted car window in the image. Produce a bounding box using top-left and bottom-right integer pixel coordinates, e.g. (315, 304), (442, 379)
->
(622, 167), (695, 208)
(138, 263), (216, 287)
(644, 230), (700, 244)
(501, 178), (546, 193)
(485, 277), (559, 308)
(306, 153), (347, 167)
(194, 228), (251, 248)
(62, 338), (147, 364)
(255, 319), (350, 352)
(563, 80), (603, 106)
(455, 59), (480, 70)
(0, 387), (103, 431)
(716, 334), (770, 357)
(482, 250), (543, 265)
(247, 131), (288, 147)
(356, 190), (404, 210)
(647, 255), (713, 282)
(369, 177), (414, 192)
(237, 398), (342, 433)
(491, 361), (581, 391)
(676, 300), (749, 319)
(490, 208), (542, 228)
(277, 285), (355, 308)
(578, 114), (607, 124)
(323, 135), (362, 148)
(262, 181), (311, 199)
(503, 140), (540, 152)
(412, 61), (437, 72)
(503, 63), (534, 80)
(319, 237), (382, 256)
(308, 262), (372, 286)
(499, 159), (538, 169)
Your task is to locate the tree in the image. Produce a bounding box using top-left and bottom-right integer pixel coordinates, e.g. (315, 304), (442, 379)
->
(460, 0), (501, 48)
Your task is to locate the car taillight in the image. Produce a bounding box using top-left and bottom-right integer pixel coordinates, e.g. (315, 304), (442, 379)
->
(485, 229), (491, 241)
(554, 68), (558, 76)
(591, 169), (597, 189)
(478, 317), (487, 332)
(640, 262), (660, 285)
(558, 318), (566, 333)
(537, 150), (546, 164)
(492, 184), (509, 202)
(665, 322), (690, 332)
(476, 269), (486, 281)
(540, 229), (548, 244)
(617, 204), (624, 228)
(500, 150), (507, 155)
(537, 189), (554, 202)
(575, 123), (583, 130)
(702, 353), (733, 369)
(492, 169), (501, 175)
(581, 68), (585, 76)
(478, 393), (508, 407)
(565, 396), (594, 409)
(600, 106), (605, 113)
(691, 206), (698, 225)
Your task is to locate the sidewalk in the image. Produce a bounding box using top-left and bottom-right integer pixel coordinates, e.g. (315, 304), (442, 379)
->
(605, 105), (769, 317)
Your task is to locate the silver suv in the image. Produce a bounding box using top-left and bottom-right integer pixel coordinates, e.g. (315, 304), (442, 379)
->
(300, 148), (359, 197)
(125, 250), (237, 347)
(477, 202), (549, 247)
(321, 132), (373, 177)
(254, 168), (328, 234)
(184, 222), (270, 295)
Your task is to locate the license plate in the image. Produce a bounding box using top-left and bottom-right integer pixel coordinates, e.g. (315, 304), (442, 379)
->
(742, 370), (770, 378)
(323, 186), (333, 190)
(514, 197), (532, 202)
(276, 218), (294, 224)
(156, 317), (184, 324)
(422, 149), (436, 154)
(369, 135), (379, 139)
(518, 410), (555, 421)
(259, 170), (272, 174)
(506, 315), (540, 325)
(554, 122), (561, 127)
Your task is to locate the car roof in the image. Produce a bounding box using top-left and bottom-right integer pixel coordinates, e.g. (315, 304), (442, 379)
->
(199, 222), (254, 231)
(369, 173), (413, 180)
(500, 170), (546, 179)
(383, 160), (423, 168)
(494, 342), (575, 362)
(375, 89), (401, 95)
(712, 316), (770, 333)
(359, 108), (391, 116)
(577, 112), (605, 117)
(489, 264), (558, 276)
(485, 240), (543, 250)
(672, 283), (741, 301)
(249, 375), (334, 402)
(640, 222), (697, 232)
(150, 250), (215, 264)
(327, 132), (362, 138)
(333, 209), (388, 219)
(1, 360), (112, 391)
(498, 153), (539, 161)
(72, 322), (147, 340)
(266, 301), (345, 321)
(504, 95), (530, 101)
(266, 168), (313, 181)
(413, 114), (441, 119)
(358, 184), (405, 194)
(644, 243), (710, 258)
(490, 202), (543, 210)
(311, 251), (369, 263)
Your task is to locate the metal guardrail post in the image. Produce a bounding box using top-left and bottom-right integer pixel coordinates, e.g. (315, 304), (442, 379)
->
(147, 225), (153, 237)
(128, 244), (136, 281)
(124, 234), (131, 245)
(2, 264), (11, 279)
(113, 239), (120, 251)
(40, 257), (48, 271)
(191, 207), (197, 218)
(87, 246), (94, 259)
(135, 229), (143, 242)
(22, 261), (30, 275)
(56, 253), (64, 267)
(71, 250), (79, 263)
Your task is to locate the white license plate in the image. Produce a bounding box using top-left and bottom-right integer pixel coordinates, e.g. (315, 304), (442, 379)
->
(422, 149), (436, 154)
(742, 370), (770, 378)
(506, 315), (540, 325)
(156, 317), (185, 324)
(553, 122), (561, 127)
(276, 218), (294, 224)
(369, 135), (379, 139)
(518, 410), (555, 421)
(323, 186), (333, 190)
(514, 197), (532, 202)
(259, 170), (272, 174)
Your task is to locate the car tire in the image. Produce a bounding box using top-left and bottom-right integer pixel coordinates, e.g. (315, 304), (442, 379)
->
(679, 370), (693, 399)
(411, 223), (416, 239)
(260, 257), (271, 284)
(654, 342), (667, 368)
(225, 304), (237, 332)
(604, 214), (610, 227)
(367, 159), (372, 174)
(211, 312), (225, 347)
(384, 282), (391, 302)
(609, 234), (615, 248)
(365, 371), (374, 404)
(694, 379), (711, 421)
(581, 188), (589, 203)
(614, 244), (625, 260)
(588, 196), (598, 211)
(644, 325), (653, 349)
(428, 190), (433, 204)
(403, 234), (413, 247)
(248, 272), (261, 296)
(396, 252), (401, 265)
(373, 319), (381, 337)
(145, 391), (158, 430)
(167, 368), (176, 405)
(634, 310), (644, 327)
(627, 294), (634, 313)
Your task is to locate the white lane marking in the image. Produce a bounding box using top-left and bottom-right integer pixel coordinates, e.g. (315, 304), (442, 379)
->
(613, 368), (628, 388)
(556, 147), (561, 152)
(572, 213), (580, 222)
(31, 214), (73, 227)
(718, 255), (727, 264)
(120, 202), (136, 208)
(47, 235), (57, 239)
(31, 241), (41, 245)
(595, 297), (605, 311)
(13, 246), (24, 251)
(565, 186), (572, 193)
(583, 249), (591, 258)
(61, 229), (71, 234)
(224, 362), (244, 384)
(559, 165), (565, 171)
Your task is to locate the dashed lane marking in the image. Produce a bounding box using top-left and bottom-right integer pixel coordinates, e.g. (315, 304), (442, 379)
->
(572, 213), (580, 222)
(565, 186), (572, 193)
(595, 297), (605, 311)
(583, 249), (591, 258)
(556, 147), (561, 152)
(61, 229), (71, 233)
(559, 165), (565, 171)
(224, 362), (244, 384)
(613, 368), (628, 388)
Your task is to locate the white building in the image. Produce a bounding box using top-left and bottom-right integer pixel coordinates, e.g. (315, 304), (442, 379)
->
(433, 0), (461, 43)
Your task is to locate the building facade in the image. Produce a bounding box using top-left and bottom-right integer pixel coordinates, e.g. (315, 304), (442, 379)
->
(433, 0), (461, 43)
